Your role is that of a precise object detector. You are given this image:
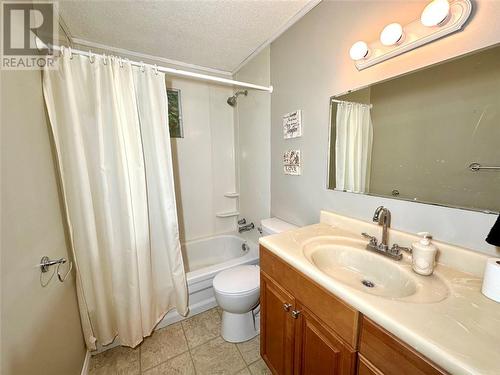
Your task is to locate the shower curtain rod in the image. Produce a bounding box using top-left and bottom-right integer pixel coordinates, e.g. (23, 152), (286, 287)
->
(49, 44), (274, 93)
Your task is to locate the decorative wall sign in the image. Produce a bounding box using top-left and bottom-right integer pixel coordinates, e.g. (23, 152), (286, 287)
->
(284, 150), (301, 175)
(283, 110), (302, 139)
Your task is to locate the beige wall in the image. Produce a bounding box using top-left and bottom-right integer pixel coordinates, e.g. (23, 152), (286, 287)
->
(1, 68), (86, 374)
(270, 0), (500, 255)
(234, 46), (271, 228)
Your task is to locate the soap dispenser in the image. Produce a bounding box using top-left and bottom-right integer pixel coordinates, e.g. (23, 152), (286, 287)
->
(411, 232), (438, 276)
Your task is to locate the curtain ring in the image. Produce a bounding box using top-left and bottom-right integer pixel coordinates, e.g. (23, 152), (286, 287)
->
(102, 53), (107, 65)
(119, 57), (123, 68)
(140, 61), (145, 73)
(60, 46), (65, 57)
(56, 259), (73, 282)
(154, 64), (159, 76)
(89, 50), (95, 64)
(68, 47), (73, 59)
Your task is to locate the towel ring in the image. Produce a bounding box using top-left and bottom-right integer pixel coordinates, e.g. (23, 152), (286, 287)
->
(38, 256), (73, 286)
(57, 259), (73, 282)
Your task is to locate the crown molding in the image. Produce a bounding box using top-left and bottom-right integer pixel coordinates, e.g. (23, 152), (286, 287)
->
(232, 0), (322, 74)
(71, 38), (234, 77)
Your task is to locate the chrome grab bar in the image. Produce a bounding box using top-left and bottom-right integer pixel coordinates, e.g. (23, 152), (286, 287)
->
(469, 163), (500, 172)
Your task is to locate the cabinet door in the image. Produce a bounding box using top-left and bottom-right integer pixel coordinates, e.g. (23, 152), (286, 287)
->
(261, 272), (296, 375)
(294, 304), (357, 375)
(357, 354), (383, 375)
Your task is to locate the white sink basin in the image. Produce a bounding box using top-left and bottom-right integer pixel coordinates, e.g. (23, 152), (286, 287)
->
(302, 237), (449, 303)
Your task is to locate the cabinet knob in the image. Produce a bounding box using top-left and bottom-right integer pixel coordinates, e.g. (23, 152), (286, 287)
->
(291, 310), (301, 319)
(283, 303), (292, 312)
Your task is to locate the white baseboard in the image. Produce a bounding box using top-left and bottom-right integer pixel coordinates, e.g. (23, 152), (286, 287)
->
(80, 351), (91, 375)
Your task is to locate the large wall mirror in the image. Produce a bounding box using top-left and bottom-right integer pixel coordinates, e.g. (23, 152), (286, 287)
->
(328, 45), (500, 214)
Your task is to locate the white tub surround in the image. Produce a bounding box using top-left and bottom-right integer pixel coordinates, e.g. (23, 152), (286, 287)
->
(259, 210), (500, 375)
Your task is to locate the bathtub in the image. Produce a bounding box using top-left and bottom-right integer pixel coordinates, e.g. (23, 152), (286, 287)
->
(158, 232), (259, 328)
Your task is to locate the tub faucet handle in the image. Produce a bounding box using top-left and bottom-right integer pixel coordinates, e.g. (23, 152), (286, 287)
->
(238, 218), (246, 225)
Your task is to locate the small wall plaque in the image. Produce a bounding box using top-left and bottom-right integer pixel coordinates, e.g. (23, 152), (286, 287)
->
(283, 110), (302, 139)
(284, 150), (301, 175)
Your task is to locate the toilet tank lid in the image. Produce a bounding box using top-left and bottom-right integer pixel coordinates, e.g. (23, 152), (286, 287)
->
(213, 265), (260, 295)
(261, 217), (298, 234)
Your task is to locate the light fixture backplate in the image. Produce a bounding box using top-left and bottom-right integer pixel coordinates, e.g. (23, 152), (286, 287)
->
(355, 0), (472, 71)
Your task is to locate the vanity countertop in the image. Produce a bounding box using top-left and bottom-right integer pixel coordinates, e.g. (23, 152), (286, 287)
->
(259, 212), (500, 375)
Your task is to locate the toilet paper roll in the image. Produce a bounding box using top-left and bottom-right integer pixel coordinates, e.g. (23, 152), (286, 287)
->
(482, 258), (500, 303)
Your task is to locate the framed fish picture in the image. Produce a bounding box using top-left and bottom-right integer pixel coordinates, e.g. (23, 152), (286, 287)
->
(167, 88), (183, 138)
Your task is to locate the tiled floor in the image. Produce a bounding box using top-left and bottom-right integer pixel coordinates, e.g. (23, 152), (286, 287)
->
(88, 307), (271, 375)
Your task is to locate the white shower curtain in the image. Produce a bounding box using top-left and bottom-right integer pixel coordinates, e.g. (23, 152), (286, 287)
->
(335, 102), (373, 193)
(43, 50), (188, 350)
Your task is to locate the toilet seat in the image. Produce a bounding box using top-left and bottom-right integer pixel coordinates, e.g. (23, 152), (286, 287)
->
(213, 265), (260, 296)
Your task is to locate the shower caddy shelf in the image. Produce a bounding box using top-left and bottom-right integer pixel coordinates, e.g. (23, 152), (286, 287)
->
(216, 211), (240, 218)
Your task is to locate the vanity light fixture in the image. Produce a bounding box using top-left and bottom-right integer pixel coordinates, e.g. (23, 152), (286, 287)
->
(421, 0), (451, 27)
(380, 23), (404, 46)
(352, 0), (472, 70)
(349, 41), (369, 61)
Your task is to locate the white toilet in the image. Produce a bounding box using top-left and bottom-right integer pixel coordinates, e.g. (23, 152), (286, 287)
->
(213, 217), (298, 343)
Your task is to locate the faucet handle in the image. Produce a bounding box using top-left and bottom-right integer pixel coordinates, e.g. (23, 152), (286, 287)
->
(361, 232), (378, 245)
(237, 218), (246, 225)
(391, 243), (412, 254)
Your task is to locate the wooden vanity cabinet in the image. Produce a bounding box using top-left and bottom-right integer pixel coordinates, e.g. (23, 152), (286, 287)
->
(260, 245), (449, 375)
(260, 246), (358, 375)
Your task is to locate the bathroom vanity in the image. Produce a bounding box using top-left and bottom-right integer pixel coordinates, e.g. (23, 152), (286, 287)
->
(259, 211), (500, 375)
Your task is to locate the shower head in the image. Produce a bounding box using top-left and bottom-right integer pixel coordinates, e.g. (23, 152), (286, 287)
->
(227, 90), (248, 107)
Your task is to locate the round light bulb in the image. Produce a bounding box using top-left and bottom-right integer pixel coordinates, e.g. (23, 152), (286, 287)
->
(349, 41), (369, 61)
(421, 0), (450, 27)
(380, 23), (404, 46)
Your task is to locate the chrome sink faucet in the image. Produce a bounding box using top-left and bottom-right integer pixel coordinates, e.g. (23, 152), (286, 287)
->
(373, 206), (391, 250)
(361, 206), (411, 260)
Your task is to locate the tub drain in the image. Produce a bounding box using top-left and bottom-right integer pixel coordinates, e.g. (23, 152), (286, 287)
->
(361, 280), (375, 288)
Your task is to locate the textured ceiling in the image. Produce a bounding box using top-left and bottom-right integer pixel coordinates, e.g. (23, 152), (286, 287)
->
(59, 0), (313, 73)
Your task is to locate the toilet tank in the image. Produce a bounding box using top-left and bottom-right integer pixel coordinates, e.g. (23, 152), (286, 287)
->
(260, 217), (298, 236)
